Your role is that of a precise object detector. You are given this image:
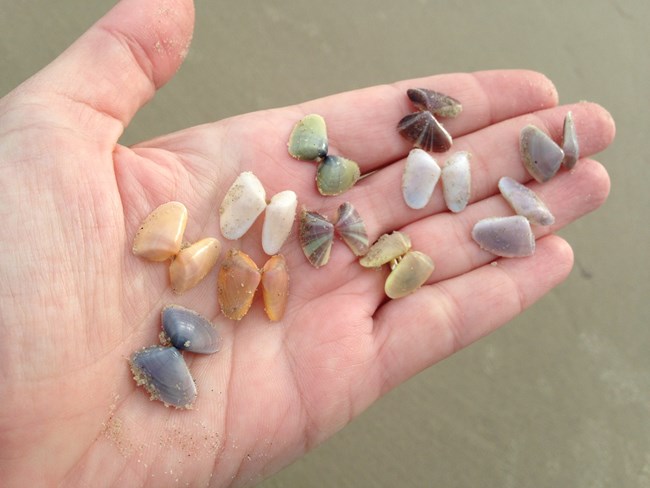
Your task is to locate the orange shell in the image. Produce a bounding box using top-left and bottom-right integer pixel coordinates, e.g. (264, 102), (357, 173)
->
(169, 237), (221, 294)
(217, 249), (261, 320)
(261, 255), (289, 322)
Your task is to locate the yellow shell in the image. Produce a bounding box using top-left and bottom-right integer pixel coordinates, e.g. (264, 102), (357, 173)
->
(132, 201), (188, 261)
(169, 238), (221, 294)
(261, 255), (289, 322)
(217, 249), (261, 320)
(384, 250), (434, 299)
(359, 231), (411, 268)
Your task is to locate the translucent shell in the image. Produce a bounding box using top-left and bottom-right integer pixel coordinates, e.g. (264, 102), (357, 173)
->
(299, 210), (334, 268)
(261, 255), (289, 322)
(402, 148), (441, 209)
(471, 215), (535, 258)
(562, 111), (579, 169)
(360, 231), (412, 268)
(132, 201), (188, 261)
(498, 176), (555, 226)
(219, 172), (267, 240)
(334, 202), (369, 256)
(217, 249), (262, 320)
(441, 151), (471, 213)
(288, 114), (328, 161)
(169, 237), (221, 294)
(161, 305), (221, 354)
(520, 125), (564, 183)
(397, 111), (452, 153)
(316, 155), (361, 196)
(262, 190), (297, 255)
(384, 251), (435, 299)
(130, 346), (197, 409)
(407, 88), (462, 118)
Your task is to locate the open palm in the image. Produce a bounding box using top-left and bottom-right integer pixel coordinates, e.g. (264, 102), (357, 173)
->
(0, 1), (614, 486)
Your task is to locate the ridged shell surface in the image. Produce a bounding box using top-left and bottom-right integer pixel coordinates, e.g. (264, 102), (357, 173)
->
(407, 88), (462, 118)
(397, 111), (452, 153)
(132, 201), (188, 261)
(316, 155), (361, 196)
(130, 346), (197, 409)
(360, 231), (412, 268)
(299, 210), (334, 268)
(288, 114), (328, 161)
(161, 305), (221, 354)
(442, 151), (471, 213)
(520, 125), (564, 183)
(262, 190), (297, 255)
(169, 237), (221, 294)
(219, 172), (267, 240)
(402, 148), (441, 209)
(261, 255), (289, 322)
(471, 215), (535, 258)
(334, 202), (369, 256)
(498, 177), (555, 226)
(217, 249), (262, 320)
(384, 250), (435, 299)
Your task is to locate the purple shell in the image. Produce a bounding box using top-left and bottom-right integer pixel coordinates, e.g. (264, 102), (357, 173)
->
(334, 202), (369, 256)
(471, 215), (535, 258)
(299, 209), (334, 268)
(397, 111), (452, 153)
(161, 305), (221, 354)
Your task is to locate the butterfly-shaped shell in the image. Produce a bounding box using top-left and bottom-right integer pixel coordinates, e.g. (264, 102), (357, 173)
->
(397, 111), (452, 153)
(407, 88), (462, 118)
(360, 231), (412, 268)
(299, 210), (334, 268)
(334, 202), (369, 256)
(161, 305), (221, 354)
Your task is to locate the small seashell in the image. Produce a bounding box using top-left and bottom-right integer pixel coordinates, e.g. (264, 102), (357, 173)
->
(402, 148), (441, 209)
(299, 210), (334, 268)
(130, 345), (197, 409)
(520, 125), (565, 183)
(217, 249), (262, 320)
(498, 176), (555, 226)
(288, 114), (328, 161)
(397, 111), (452, 153)
(219, 172), (267, 240)
(407, 88), (462, 118)
(334, 202), (369, 256)
(262, 190), (297, 255)
(169, 237), (221, 294)
(471, 215), (535, 258)
(384, 250), (435, 299)
(360, 231), (412, 268)
(562, 111), (579, 169)
(132, 201), (188, 261)
(316, 155), (361, 196)
(161, 305), (221, 354)
(442, 151), (471, 213)
(260, 255), (289, 322)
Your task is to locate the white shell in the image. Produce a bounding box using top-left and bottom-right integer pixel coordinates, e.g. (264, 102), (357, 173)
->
(442, 151), (471, 213)
(262, 190), (297, 255)
(219, 172), (267, 240)
(402, 148), (441, 209)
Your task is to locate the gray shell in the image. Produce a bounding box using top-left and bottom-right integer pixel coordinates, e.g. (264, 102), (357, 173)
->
(161, 305), (221, 354)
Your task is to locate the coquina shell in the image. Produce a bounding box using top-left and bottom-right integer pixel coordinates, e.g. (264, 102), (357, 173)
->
(498, 176), (554, 226)
(288, 114), (328, 161)
(520, 125), (564, 183)
(316, 155), (361, 196)
(334, 202), (369, 256)
(132, 201), (188, 261)
(219, 172), (267, 240)
(407, 88), (462, 118)
(471, 215), (535, 258)
(299, 210), (334, 268)
(262, 190), (297, 255)
(360, 231), (412, 268)
(384, 250), (434, 299)
(217, 249), (262, 320)
(169, 237), (221, 294)
(260, 255), (289, 322)
(397, 111), (452, 153)
(402, 148), (441, 209)
(442, 151), (471, 213)
(161, 305), (221, 354)
(562, 111), (579, 169)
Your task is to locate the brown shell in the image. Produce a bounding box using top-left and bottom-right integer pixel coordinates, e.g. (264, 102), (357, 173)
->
(397, 111), (452, 153)
(217, 249), (261, 320)
(261, 255), (289, 322)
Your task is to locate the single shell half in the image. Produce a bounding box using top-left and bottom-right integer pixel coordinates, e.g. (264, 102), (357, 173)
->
(217, 249), (262, 320)
(261, 255), (289, 322)
(132, 201), (188, 261)
(334, 202), (369, 256)
(384, 250), (435, 299)
(407, 88), (462, 118)
(169, 237), (221, 294)
(562, 111), (579, 169)
(397, 111), (452, 153)
(498, 176), (555, 226)
(299, 210), (334, 268)
(130, 345), (197, 409)
(262, 190), (297, 255)
(316, 155), (361, 196)
(288, 114), (328, 161)
(471, 215), (535, 258)
(161, 305), (221, 354)
(442, 151), (471, 213)
(402, 148), (441, 209)
(520, 125), (564, 183)
(219, 172), (267, 240)
(360, 231), (412, 268)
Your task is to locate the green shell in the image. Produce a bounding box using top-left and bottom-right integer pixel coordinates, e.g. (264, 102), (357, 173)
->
(288, 114), (328, 161)
(316, 155), (361, 196)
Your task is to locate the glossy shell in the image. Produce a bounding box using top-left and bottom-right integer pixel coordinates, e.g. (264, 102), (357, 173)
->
(397, 111), (452, 153)
(384, 250), (435, 299)
(261, 255), (289, 322)
(132, 201), (188, 261)
(262, 190), (297, 255)
(334, 202), (369, 256)
(402, 148), (441, 209)
(161, 305), (221, 354)
(169, 237), (221, 294)
(562, 111), (579, 169)
(441, 151), (471, 213)
(471, 215), (535, 258)
(498, 176), (555, 226)
(520, 125), (564, 183)
(316, 155), (361, 196)
(130, 346), (197, 409)
(407, 88), (462, 118)
(219, 172), (267, 240)
(288, 114), (328, 161)
(217, 249), (262, 320)
(360, 231), (412, 268)
(299, 210), (334, 268)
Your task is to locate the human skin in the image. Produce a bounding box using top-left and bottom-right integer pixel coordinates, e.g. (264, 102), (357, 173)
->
(0, 0), (614, 486)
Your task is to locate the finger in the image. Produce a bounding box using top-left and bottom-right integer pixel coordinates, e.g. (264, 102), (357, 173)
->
(24, 0), (194, 137)
(372, 234), (574, 393)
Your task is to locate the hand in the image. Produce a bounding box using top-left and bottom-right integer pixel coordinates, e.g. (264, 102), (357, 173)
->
(0, 0), (614, 486)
